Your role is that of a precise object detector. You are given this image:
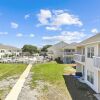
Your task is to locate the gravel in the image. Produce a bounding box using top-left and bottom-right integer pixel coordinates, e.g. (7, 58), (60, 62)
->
(17, 73), (70, 100)
(0, 73), (71, 100)
(18, 73), (40, 100)
(0, 75), (19, 100)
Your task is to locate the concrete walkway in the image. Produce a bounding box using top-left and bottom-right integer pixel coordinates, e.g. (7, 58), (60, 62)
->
(5, 63), (32, 100)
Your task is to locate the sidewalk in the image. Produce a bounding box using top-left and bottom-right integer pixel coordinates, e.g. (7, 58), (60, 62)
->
(5, 64), (32, 100)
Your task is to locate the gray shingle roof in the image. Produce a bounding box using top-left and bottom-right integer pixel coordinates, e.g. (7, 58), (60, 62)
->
(48, 41), (68, 50)
(63, 43), (77, 49)
(77, 33), (100, 46)
(0, 44), (21, 50)
(48, 41), (77, 50)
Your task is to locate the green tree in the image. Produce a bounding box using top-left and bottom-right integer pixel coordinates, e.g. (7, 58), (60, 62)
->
(22, 45), (38, 54)
(41, 45), (52, 52)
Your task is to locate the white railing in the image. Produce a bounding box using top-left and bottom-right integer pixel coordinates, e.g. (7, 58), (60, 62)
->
(93, 56), (100, 69)
(74, 54), (85, 62)
(0, 57), (38, 64)
(64, 52), (75, 55)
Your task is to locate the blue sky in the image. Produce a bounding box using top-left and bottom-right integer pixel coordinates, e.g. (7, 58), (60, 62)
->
(0, 0), (100, 48)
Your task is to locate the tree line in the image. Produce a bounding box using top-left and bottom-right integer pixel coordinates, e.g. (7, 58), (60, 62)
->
(22, 44), (52, 55)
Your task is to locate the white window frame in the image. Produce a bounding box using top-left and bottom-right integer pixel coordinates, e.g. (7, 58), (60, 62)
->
(87, 47), (94, 58)
(87, 70), (94, 84)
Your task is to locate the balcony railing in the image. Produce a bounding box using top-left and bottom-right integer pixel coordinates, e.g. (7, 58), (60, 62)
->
(74, 54), (85, 62)
(93, 56), (100, 69)
(64, 52), (75, 55)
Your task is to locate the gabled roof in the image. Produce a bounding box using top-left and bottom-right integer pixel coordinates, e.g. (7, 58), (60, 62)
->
(63, 43), (77, 49)
(48, 41), (68, 50)
(0, 44), (21, 50)
(78, 33), (100, 46)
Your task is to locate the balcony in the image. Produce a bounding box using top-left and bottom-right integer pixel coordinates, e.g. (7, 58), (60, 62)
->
(64, 52), (75, 56)
(93, 56), (100, 69)
(74, 54), (85, 63)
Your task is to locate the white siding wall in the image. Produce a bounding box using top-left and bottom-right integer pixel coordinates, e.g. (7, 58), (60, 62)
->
(85, 43), (99, 93)
(0, 49), (21, 58)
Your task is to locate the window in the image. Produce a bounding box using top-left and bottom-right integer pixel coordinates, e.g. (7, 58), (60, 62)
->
(65, 49), (70, 52)
(87, 47), (94, 58)
(83, 48), (85, 55)
(72, 49), (75, 52)
(9, 50), (12, 52)
(87, 48), (90, 57)
(1, 50), (5, 53)
(68, 50), (71, 52)
(17, 50), (20, 52)
(87, 70), (94, 84)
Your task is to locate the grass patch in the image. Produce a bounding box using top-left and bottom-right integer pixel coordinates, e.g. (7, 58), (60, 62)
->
(0, 90), (4, 99)
(31, 62), (74, 88)
(42, 85), (48, 92)
(0, 63), (27, 80)
(0, 63), (27, 99)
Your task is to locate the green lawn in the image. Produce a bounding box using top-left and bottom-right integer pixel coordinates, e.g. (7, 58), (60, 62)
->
(31, 62), (74, 100)
(0, 63), (27, 80)
(31, 61), (74, 87)
(0, 63), (27, 99)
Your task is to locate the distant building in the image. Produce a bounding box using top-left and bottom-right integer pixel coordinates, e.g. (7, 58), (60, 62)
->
(47, 41), (68, 59)
(0, 44), (22, 58)
(47, 41), (76, 63)
(62, 43), (76, 63)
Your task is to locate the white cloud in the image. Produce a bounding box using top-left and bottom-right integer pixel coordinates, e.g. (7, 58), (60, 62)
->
(52, 10), (82, 26)
(91, 28), (98, 34)
(16, 33), (35, 38)
(37, 9), (52, 25)
(16, 33), (23, 37)
(43, 31), (89, 43)
(46, 26), (61, 31)
(37, 9), (83, 30)
(24, 14), (30, 19)
(11, 22), (19, 29)
(29, 34), (35, 38)
(0, 32), (8, 35)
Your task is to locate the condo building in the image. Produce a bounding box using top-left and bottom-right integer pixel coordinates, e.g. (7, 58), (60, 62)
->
(0, 44), (22, 58)
(47, 41), (76, 63)
(74, 33), (100, 93)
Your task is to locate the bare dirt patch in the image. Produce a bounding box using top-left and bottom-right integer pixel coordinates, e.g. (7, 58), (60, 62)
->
(0, 75), (19, 100)
(18, 73), (71, 100)
(18, 73), (39, 100)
